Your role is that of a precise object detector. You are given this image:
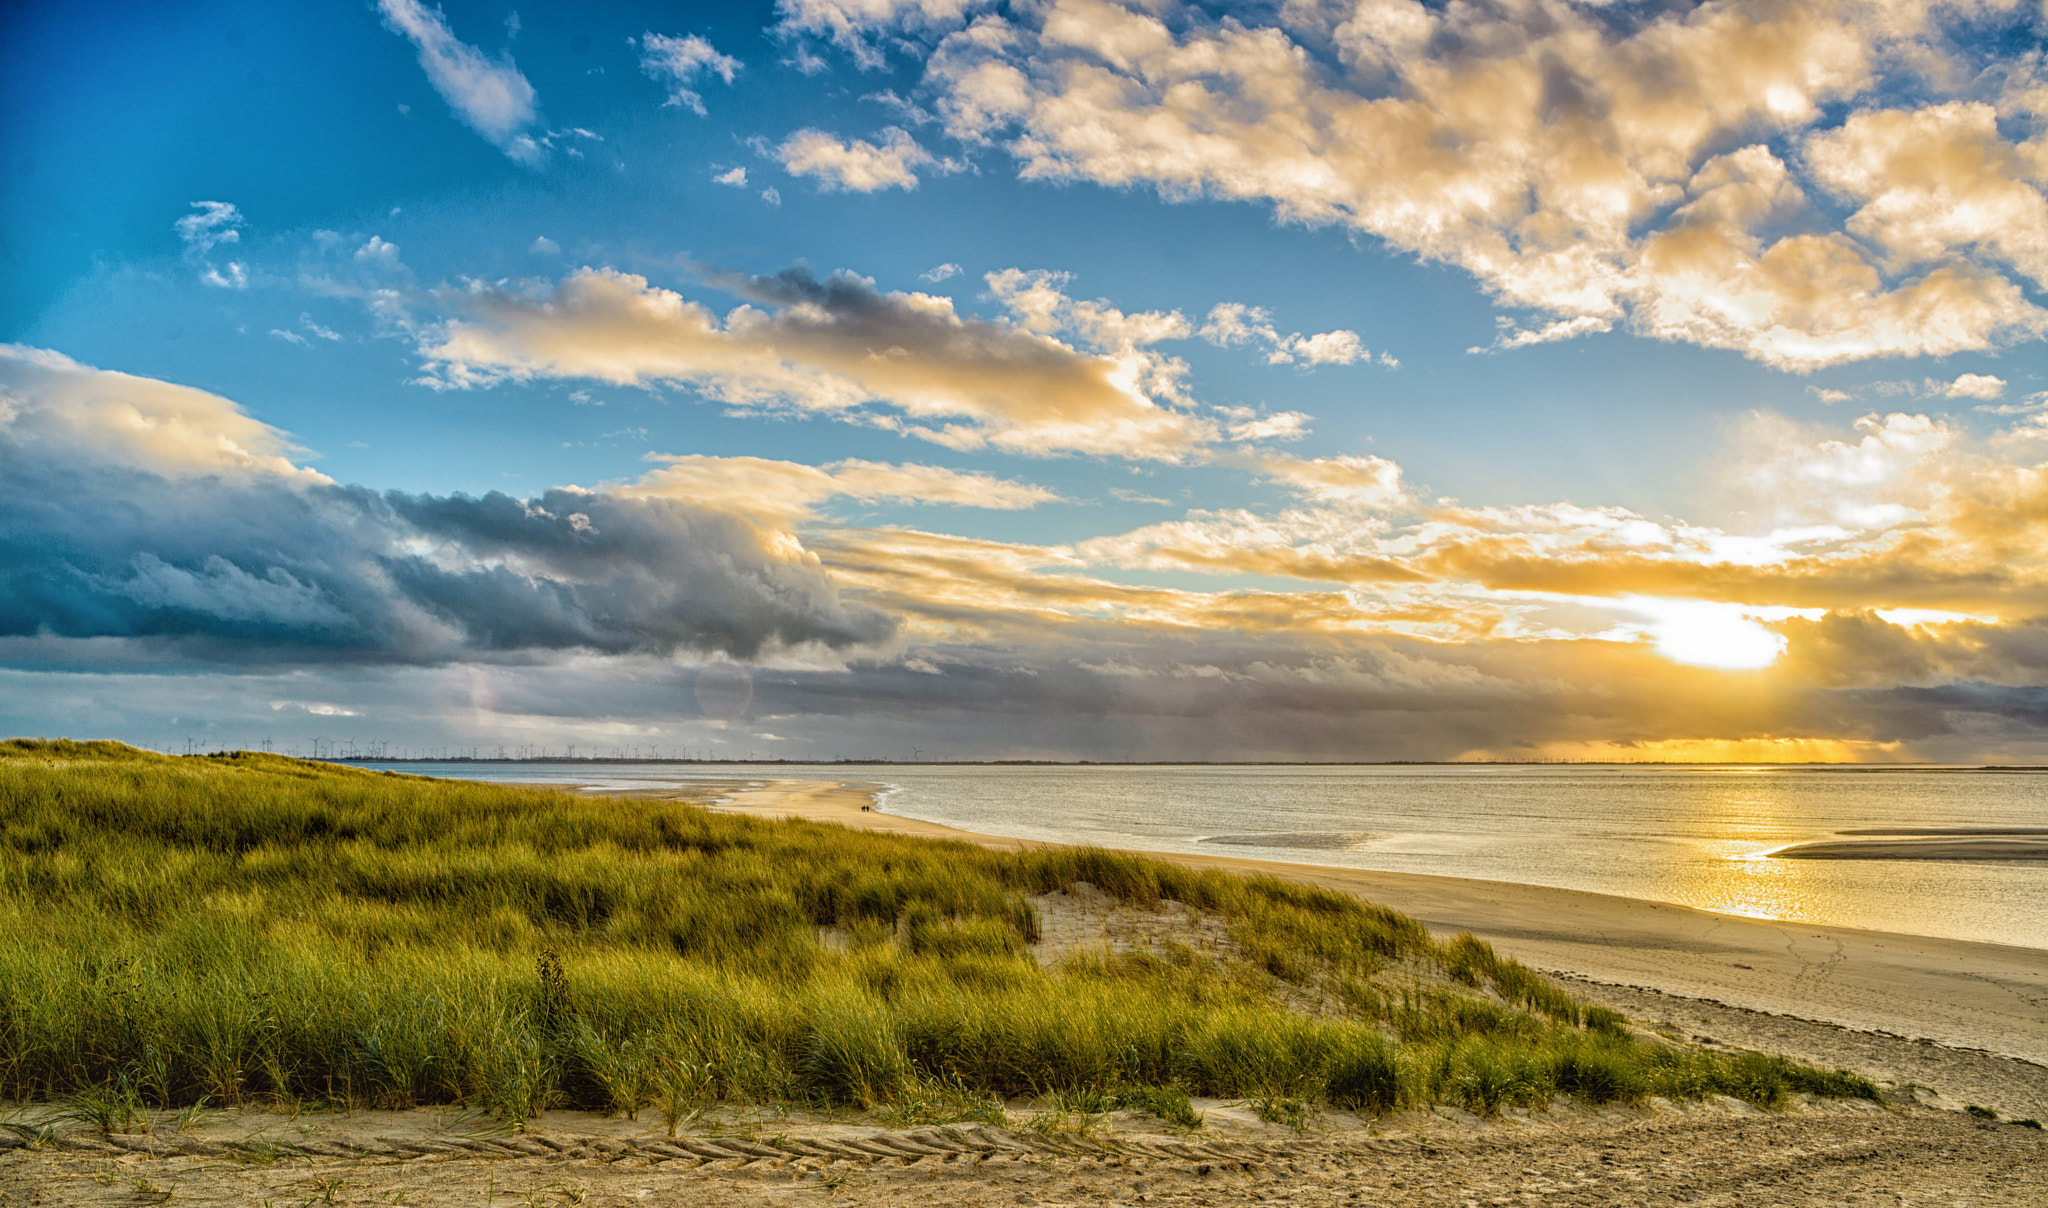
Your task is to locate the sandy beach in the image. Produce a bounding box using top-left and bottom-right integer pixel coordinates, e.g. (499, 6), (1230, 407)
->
(677, 778), (2048, 1117)
(7, 773), (2045, 1208)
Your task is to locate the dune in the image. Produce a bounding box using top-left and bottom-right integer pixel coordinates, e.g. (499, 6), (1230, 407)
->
(573, 778), (2048, 1074)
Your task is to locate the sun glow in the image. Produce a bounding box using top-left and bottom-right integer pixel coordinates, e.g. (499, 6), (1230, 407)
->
(1619, 598), (1818, 669)
(1495, 737), (1912, 763)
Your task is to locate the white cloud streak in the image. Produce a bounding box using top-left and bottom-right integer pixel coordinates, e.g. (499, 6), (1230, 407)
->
(377, 0), (542, 165)
(639, 32), (741, 115)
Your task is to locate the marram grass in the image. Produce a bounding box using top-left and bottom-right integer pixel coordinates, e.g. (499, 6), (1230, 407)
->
(0, 740), (1877, 1127)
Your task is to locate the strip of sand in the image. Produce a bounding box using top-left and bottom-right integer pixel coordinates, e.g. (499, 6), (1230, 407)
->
(648, 778), (2048, 1066)
(1771, 835), (2048, 860)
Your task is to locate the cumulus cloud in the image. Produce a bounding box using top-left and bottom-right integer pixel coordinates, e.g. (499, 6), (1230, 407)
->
(638, 32), (741, 115)
(777, 127), (937, 191)
(903, 0), (2048, 369)
(377, 0), (542, 165)
(1937, 373), (2006, 400)
(1199, 303), (1373, 366)
(0, 347), (892, 664)
(987, 268), (1191, 349)
(774, 0), (978, 70)
(411, 264), (1222, 459)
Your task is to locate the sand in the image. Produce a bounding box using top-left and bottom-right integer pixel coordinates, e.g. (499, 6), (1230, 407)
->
(1770, 835), (2048, 860)
(5, 1092), (2044, 1207)
(11, 774), (2043, 1206)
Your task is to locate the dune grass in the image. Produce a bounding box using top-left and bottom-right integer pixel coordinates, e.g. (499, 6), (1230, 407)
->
(0, 739), (1877, 1128)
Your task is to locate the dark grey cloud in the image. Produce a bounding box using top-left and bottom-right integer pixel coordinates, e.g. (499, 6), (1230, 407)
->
(0, 455), (895, 666)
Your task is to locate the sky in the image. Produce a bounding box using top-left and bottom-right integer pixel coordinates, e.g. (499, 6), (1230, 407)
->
(6, 0), (2048, 762)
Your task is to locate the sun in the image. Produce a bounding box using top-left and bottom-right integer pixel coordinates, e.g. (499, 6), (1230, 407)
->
(1628, 598), (1801, 670)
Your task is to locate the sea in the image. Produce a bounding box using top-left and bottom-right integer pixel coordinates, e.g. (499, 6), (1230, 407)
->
(361, 762), (2048, 952)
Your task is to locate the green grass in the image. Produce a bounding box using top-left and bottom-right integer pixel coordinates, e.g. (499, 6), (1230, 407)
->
(0, 739), (1879, 1127)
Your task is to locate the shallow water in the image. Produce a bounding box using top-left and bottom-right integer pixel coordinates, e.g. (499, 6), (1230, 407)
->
(364, 762), (2048, 951)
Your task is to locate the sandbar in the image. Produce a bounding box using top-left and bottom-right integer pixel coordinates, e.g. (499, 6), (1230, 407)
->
(1772, 835), (2048, 861)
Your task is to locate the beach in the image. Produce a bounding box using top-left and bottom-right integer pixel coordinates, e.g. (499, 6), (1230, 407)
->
(6, 769), (2045, 1208)
(689, 778), (2048, 1120)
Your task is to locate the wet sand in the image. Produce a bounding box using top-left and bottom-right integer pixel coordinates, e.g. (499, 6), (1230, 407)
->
(1770, 835), (2048, 860)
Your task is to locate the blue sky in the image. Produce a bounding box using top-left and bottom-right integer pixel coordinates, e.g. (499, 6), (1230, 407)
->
(7, 0), (2048, 760)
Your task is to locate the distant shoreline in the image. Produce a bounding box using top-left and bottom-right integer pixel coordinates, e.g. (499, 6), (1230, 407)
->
(336, 756), (2048, 771)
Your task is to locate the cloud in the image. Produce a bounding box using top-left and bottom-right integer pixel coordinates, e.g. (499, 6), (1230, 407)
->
(0, 345), (329, 484)
(1937, 373), (2006, 400)
(377, 0), (542, 165)
(176, 201), (247, 289)
(1247, 453), (1404, 507)
(908, 0), (2048, 370)
(777, 127), (937, 192)
(1199, 303), (1372, 367)
(20, 348), (2048, 759)
(411, 264), (1222, 459)
(175, 201), (241, 255)
(639, 32), (741, 115)
(774, 0), (978, 71)
(987, 268), (1190, 349)
(1272, 329), (1364, 366)
(714, 166), (748, 187)
(0, 348), (893, 664)
(531, 236), (561, 256)
(920, 262), (962, 282)
(1808, 386), (1854, 404)
(630, 454), (1060, 521)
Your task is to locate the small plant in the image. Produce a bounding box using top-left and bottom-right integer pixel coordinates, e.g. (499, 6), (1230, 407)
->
(2010, 1118), (2042, 1129)
(476, 1017), (556, 1131)
(173, 1101), (213, 1134)
(0, 1121), (57, 1150)
(562, 1018), (650, 1119)
(651, 1050), (716, 1138)
(1251, 1092), (1315, 1132)
(1113, 1084), (1202, 1130)
(1965, 1104), (1998, 1120)
(297, 1178), (351, 1204)
(53, 1074), (147, 1134)
(881, 1076), (1006, 1127)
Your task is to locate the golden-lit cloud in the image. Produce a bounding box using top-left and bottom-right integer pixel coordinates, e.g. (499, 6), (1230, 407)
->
(777, 127), (939, 191)
(628, 453), (1060, 521)
(0, 344), (330, 484)
(414, 265), (1222, 459)
(909, 0), (2048, 368)
(18, 347), (2048, 761)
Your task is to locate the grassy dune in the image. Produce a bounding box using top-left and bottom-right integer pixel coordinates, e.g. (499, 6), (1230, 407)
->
(0, 740), (1875, 1130)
